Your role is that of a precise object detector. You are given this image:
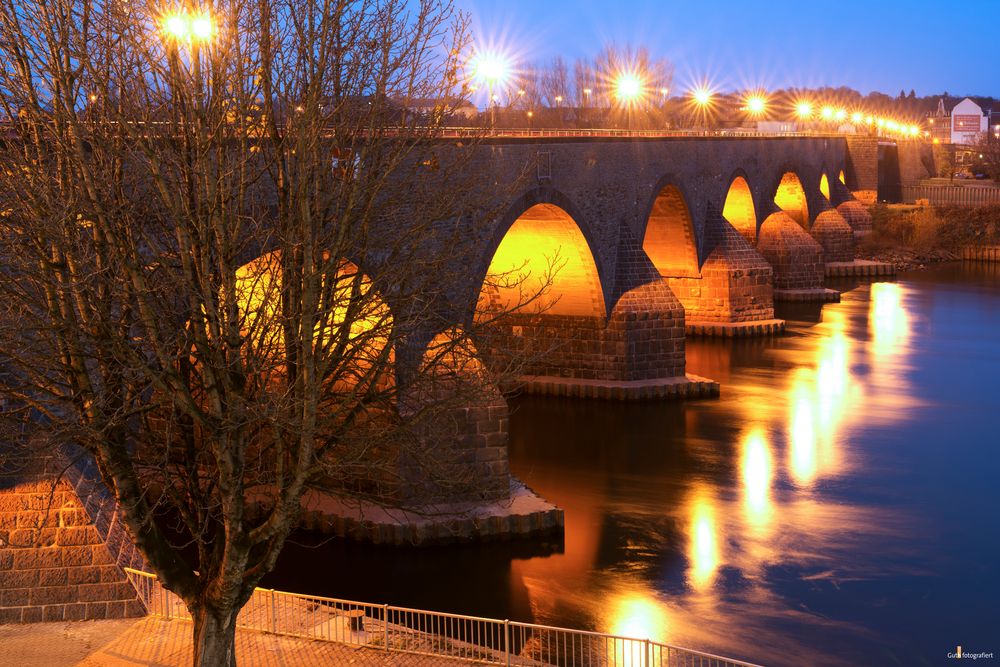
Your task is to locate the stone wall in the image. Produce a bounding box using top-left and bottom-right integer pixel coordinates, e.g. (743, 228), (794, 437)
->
(898, 141), (935, 185)
(845, 135), (879, 203)
(0, 455), (145, 624)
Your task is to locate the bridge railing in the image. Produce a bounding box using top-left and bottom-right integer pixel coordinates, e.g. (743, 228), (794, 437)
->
(125, 568), (763, 667)
(434, 126), (843, 140)
(902, 184), (1000, 207)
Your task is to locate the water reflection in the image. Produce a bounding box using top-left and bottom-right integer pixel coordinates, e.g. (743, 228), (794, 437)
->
(870, 282), (909, 356)
(686, 484), (720, 591)
(740, 429), (773, 531)
(608, 591), (670, 644)
(505, 281), (928, 666)
(257, 271), (1000, 667)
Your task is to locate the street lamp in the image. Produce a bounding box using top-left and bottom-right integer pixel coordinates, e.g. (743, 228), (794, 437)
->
(615, 73), (643, 131)
(743, 93), (766, 116)
(692, 87), (712, 107)
(472, 53), (510, 126)
(161, 10), (215, 42)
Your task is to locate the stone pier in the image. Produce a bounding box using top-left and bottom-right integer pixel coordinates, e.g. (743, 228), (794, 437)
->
(668, 212), (784, 337)
(757, 212), (840, 302)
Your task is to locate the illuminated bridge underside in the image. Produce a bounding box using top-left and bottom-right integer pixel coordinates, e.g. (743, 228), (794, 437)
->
(646, 181), (782, 334)
(481, 204), (717, 399)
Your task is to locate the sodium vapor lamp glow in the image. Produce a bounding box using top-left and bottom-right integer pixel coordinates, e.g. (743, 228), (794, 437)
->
(851, 112), (863, 124)
(821, 106), (834, 120)
(190, 13), (213, 40)
(616, 73), (642, 102)
(834, 109), (847, 121)
(162, 12), (191, 40)
(796, 101), (813, 118)
(692, 87), (712, 106)
(744, 94), (766, 114)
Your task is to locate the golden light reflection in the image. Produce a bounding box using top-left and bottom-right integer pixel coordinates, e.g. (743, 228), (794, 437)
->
(687, 486), (719, 591)
(608, 592), (670, 644)
(870, 282), (909, 357)
(740, 429), (773, 529)
(789, 371), (818, 486)
(786, 309), (854, 487)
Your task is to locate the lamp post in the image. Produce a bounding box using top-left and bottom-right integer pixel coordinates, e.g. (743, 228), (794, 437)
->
(691, 87), (712, 132)
(160, 9), (215, 108)
(616, 74), (641, 132)
(473, 55), (509, 128)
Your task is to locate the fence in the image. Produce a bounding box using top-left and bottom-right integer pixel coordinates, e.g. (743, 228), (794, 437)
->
(125, 568), (762, 667)
(902, 184), (1000, 206)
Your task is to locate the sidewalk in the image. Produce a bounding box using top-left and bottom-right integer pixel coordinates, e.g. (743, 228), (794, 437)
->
(3, 617), (477, 666)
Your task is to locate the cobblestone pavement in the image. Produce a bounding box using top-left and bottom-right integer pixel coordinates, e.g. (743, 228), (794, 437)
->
(3, 618), (479, 666)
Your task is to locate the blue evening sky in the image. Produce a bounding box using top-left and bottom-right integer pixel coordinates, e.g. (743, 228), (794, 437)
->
(456, 0), (1000, 97)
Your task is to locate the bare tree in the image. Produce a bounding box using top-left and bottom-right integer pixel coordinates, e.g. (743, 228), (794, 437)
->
(538, 56), (569, 109)
(0, 0), (549, 664)
(590, 44), (673, 113)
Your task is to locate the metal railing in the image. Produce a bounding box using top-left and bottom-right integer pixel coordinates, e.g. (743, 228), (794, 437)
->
(125, 568), (762, 667)
(902, 184), (1000, 206)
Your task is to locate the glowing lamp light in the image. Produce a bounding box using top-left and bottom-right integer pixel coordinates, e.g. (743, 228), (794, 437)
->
(876, 118), (886, 127)
(162, 11), (214, 41)
(191, 14), (213, 40)
(796, 102), (813, 118)
(660, 87), (669, 96)
(616, 74), (642, 102)
(909, 126), (919, 136)
(473, 54), (509, 85)
(692, 87), (712, 106)
(865, 115), (874, 125)
(834, 109), (847, 121)
(821, 106), (834, 120)
(163, 13), (190, 39)
(851, 112), (863, 124)
(745, 95), (766, 114)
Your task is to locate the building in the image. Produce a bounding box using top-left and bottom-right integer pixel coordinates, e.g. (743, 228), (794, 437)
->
(927, 97), (989, 146)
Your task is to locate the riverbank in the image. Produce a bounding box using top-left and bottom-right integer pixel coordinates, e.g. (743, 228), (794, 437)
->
(856, 203), (1000, 270)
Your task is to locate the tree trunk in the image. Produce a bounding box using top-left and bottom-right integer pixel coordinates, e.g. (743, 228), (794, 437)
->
(191, 604), (239, 667)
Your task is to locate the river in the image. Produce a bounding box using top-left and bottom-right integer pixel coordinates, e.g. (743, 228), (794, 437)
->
(264, 261), (1000, 667)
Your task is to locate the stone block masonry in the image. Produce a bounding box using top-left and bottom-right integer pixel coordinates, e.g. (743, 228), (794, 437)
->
(757, 212), (840, 303)
(837, 200), (873, 238)
(0, 454), (145, 624)
(811, 209), (855, 263)
(669, 213), (781, 335)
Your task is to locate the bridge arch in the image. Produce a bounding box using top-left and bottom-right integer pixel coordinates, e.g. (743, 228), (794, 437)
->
(234, 250), (394, 389)
(642, 178), (700, 277)
(772, 170), (810, 228)
(477, 190), (607, 319)
(722, 172), (758, 244)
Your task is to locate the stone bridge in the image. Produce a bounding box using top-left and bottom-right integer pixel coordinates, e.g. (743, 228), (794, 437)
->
(410, 135), (879, 403)
(0, 135), (890, 608)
